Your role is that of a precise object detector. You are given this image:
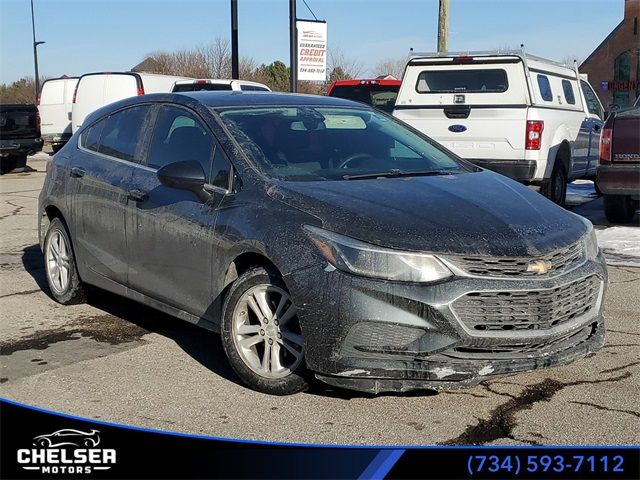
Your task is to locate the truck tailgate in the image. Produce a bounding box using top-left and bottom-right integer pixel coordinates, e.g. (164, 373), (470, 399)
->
(0, 105), (40, 140)
(612, 109), (640, 164)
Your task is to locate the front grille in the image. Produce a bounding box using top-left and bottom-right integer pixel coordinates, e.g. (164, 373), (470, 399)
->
(439, 322), (598, 360)
(448, 241), (584, 278)
(452, 275), (601, 332)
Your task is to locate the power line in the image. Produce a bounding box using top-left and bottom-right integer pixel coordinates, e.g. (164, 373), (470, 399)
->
(301, 0), (318, 21)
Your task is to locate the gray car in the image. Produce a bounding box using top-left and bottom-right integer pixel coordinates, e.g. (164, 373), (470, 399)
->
(38, 92), (607, 395)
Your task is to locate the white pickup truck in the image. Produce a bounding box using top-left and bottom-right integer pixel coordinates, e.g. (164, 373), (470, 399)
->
(393, 50), (605, 205)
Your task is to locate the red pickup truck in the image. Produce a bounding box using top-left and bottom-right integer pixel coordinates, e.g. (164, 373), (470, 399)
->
(326, 78), (401, 113)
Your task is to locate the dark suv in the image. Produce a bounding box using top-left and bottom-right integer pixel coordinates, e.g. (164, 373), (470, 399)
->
(39, 92), (606, 395)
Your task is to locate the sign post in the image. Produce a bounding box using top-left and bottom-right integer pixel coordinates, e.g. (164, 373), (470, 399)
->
(296, 20), (327, 82)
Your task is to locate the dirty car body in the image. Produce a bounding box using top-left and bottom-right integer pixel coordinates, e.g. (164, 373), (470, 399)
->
(39, 92), (607, 394)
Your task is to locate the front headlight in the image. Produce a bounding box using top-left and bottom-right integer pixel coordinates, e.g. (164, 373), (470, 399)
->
(584, 222), (599, 260)
(304, 225), (453, 283)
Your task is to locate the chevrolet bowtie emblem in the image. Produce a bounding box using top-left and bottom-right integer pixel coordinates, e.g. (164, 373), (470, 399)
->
(526, 260), (552, 275)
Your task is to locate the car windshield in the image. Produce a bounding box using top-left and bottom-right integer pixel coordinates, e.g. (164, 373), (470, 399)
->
(215, 106), (466, 181)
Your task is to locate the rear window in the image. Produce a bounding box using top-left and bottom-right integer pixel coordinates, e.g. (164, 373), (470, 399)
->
(561, 80), (576, 104)
(537, 75), (553, 102)
(240, 84), (269, 91)
(328, 85), (400, 112)
(416, 69), (508, 93)
(173, 83), (233, 92)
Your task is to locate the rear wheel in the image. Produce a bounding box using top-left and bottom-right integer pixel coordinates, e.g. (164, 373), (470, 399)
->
(43, 217), (86, 304)
(604, 195), (637, 223)
(541, 160), (567, 206)
(220, 267), (309, 395)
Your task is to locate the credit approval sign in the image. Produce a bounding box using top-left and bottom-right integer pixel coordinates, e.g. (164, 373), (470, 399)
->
(297, 20), (327, 81)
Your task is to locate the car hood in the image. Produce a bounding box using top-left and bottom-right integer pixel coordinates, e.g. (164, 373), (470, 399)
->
(270, 170), (588, 257)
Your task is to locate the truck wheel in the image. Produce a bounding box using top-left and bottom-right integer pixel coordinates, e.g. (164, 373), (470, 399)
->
(604, 195), (637, 224)
(541, 161), (567, 206)
(43, 217), (87, 304)
(220, 266), (309, 395)
(0, 155), (26, 174)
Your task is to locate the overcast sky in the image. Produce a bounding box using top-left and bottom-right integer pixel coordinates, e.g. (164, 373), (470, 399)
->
(0, 0), (624, 84)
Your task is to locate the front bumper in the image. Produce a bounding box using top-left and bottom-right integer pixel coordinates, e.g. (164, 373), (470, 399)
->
(467, 159), (537, 182)
(0, 137), (43, 157)
(597, 164), (640, 197)
(286, 253), (607, 394)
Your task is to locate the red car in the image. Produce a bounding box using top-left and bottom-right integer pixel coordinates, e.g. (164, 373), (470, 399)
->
(596, 99), (640, 223)
(326, 78), (401, 112)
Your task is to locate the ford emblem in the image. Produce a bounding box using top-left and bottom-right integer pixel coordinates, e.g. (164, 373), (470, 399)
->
(448, 124), (467, 133)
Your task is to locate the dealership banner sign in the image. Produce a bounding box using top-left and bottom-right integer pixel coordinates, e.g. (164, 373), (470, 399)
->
(2, 399), (639, 479)
(297, 20), (327, 81)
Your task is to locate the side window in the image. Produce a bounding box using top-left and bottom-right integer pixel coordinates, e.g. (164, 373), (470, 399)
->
(80, 120), (104, 152)
(562, 80), (576, 105)
(147, 105), (214, 181)
(580, 81), (603, 119)
(97, 106), (149, 162)
(210, 146), (232, 189)
(537, 75), (553, 102)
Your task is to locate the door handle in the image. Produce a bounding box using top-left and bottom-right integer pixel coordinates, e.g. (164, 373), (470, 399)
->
(70, 167), (85, 178)
(127, 188), (148, 202)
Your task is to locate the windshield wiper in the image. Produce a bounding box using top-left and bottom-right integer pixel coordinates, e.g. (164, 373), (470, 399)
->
(342, 169), (458, 180)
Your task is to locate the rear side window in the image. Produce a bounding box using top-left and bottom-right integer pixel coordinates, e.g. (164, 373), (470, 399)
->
(98, 106), (149, 162)
(173, 83), (232, 92)
(147, 105), (214, 180)
(416, 69), (508, 93)
(562, 80), (576, 104)
(240, 84), (269, 91)
(80, 121), (104, 152)
(537, 75), (553, 101)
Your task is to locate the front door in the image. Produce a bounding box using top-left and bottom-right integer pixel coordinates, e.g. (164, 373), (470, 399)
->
(126, 104), (231, 318)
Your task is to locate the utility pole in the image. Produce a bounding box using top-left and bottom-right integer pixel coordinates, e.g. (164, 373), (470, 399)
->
(30, 0), (45, 98)
(289, 0), (297, 92)
(437, 0), (449, 53)
(231, 0), (239, 79)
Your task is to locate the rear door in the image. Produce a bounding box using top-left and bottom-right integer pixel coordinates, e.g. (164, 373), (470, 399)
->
(394, 57), (529, 161)
(126, 104), (230, 317)
(39, 80), (65, 138)
(580, 80), (605, 176)
(73, 105), (152, 286)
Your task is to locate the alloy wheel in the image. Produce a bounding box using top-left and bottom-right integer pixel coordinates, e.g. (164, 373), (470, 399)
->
(231, 285), (304, 378)
(46, 230), (71, 294)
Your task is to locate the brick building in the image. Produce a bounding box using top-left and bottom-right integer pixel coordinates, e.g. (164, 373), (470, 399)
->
(580, 0), (639, 111)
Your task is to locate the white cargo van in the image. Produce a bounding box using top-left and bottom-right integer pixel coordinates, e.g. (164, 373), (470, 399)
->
(393, 50), (605, 205)
(71, 72), (192, 133)
(172, 79), (271, 92)
(38, 77), (79, 152)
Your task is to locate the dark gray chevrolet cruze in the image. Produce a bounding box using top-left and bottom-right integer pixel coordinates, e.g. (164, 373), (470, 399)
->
(39, 92), (607, 395)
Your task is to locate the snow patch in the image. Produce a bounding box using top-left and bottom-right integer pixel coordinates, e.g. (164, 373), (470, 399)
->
(337, 369), (369, 376)
(432, 367), (457, 379)
(596, 227), (640, 267)
(478, 365), (495, 376)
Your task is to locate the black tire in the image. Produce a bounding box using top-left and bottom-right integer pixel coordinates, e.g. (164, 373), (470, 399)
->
(541, 160), (567, 206)
(43, 217), (87, 304)
(220, 267), (310, 395)
(0, 154), (26, 174)
(604, 195), (637, 223)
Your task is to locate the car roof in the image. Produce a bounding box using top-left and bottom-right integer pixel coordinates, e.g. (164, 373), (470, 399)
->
(329, 79), (402, 87)
(174, 91), (364, 108)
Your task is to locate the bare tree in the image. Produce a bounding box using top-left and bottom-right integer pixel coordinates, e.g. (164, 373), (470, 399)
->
(373, 56), (410, 79)
(327, 48), (364, 79)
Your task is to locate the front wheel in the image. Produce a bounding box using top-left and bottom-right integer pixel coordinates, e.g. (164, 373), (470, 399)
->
(541, 161), (567, 206)
(220, 267), (309, 395)
(604, 195), (637, 223)
(43, 217), (86, 304)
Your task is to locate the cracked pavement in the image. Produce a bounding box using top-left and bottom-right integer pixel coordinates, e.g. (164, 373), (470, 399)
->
(1, 153), (639, 445)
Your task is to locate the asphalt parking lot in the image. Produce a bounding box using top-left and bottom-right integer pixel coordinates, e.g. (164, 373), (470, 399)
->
(1, 153), (639, 446)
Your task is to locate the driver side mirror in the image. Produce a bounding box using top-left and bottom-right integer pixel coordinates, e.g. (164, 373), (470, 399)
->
(157, 160), (211, 202)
